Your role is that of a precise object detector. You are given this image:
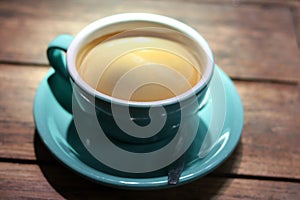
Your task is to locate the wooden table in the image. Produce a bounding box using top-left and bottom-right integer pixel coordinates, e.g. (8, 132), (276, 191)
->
(1, 0), (300, 199)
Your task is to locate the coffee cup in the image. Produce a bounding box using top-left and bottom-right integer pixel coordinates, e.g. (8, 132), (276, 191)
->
(47, 13), (214, 176)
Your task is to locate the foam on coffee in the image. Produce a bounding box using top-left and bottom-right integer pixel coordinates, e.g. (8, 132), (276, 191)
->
(77, 35), (202, 101)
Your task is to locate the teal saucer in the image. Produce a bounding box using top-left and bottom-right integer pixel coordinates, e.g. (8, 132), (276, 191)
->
(33, 65), (243, 189)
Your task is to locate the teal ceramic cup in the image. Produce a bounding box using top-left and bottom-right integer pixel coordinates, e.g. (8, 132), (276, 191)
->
(47, 13), (214, 177)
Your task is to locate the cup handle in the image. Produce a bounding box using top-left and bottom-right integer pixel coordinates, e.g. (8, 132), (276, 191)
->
(47, 34), (74, 79)
(47, 34), (74, 113)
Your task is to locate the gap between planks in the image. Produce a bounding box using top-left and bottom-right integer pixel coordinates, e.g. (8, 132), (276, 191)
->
(0, 157), (299, 184)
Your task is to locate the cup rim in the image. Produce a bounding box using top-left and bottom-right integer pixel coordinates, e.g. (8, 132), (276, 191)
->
(67, 13), (214, 107)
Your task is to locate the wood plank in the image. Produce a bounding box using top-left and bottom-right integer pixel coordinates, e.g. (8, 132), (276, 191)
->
(216, 80), (300, 179)
(0, 163), (62, 199)
(0, 0), (299, 82)
(154, 0), (300, 7)
(292, 4), (300, 48)
(0, 65), (48, 160)
(0, 162), (299, 199)
(0, 65), (299, 179)
(238, 0), (299, 6)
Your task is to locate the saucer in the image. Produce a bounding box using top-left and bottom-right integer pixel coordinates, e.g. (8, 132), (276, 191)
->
(33, 65), (243, 189)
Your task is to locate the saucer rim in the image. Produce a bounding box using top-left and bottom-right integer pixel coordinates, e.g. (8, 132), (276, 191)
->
(33, 65), (243, 189)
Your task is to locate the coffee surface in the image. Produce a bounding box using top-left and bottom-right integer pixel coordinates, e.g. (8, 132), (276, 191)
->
(78, 36), (201, 101)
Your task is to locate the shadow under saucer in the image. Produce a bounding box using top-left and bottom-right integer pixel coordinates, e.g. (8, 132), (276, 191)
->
(34, 128), (241, 198)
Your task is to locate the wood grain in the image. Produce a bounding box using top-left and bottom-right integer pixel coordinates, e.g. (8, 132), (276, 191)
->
(0, 0), (299, 82)
(0, 64), (299, 179)
(151, 0), (300, 7)
(0, 65), (48, 160)
(217, 80), (300, 179)
(292, 4), (300, 48)
(0, 162), (299, 199)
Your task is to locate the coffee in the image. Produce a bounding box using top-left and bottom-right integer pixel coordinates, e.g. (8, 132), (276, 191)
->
(77, 34), (202, 101)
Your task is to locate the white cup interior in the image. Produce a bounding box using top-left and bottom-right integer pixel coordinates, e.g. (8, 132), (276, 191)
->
(67, 13), (214, 107)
